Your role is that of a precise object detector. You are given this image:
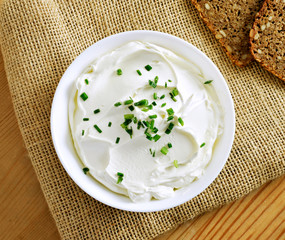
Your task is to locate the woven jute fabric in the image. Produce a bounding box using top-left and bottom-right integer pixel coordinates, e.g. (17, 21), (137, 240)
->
(0, 0), (284, 239)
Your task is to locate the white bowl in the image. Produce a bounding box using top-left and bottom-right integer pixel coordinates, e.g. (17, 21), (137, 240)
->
(51, 30), (235, 212)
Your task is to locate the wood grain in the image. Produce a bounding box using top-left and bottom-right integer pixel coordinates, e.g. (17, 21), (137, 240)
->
(0, 50), (284, 239)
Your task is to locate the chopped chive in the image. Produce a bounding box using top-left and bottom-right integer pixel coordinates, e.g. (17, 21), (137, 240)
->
(117, 69), (122, 75)
(148, 104), (153, 110)
(149, 114), (157, 119)
(128, 105), (135, 111)
(153, 134), (161, 142)
(117, 172), (124, 184)
(160, 94), (165, 99)
(168, 143), (172, 148)
(108, 122), (112, 127)
(168, 79), (172, 82)
(173, 160), (179, 168)
(134, 99), (148, 107)
(166, 108), (174, 116)
(204, 80), (213, 84)
(160, 146), (168, 155)
(165, 82), (167, 88)
(144, 128), (149, 134)
(84, 79), (89, 85)
(154, 76), (159, 84)
(142, 108), (150, 112)
(94, 125), (102, 133)
(83, 118), (89, 121)
(150, 119), (155, 129)
(149, 148), (153, 154)
(161, 103), (166, 107)
(152, 151), (156, 157)
(145, 132), (153, 141)
(136, 70), (142, 76)
(80, 92), (88, 101)
(153, 92), (158, 100)
(124, 99), (133, 105)
(152, 101), (157, 106)
(149, 80), (157, 88)
(124, 114), (134, 119)
(200, 142), (206, 148)
(115, 137), (120, 144)
(133, 117), (138, 124)
(125, 127), (133, 139)
(114, 102), (122, 107)
(169, 92), (177, 102)
(172, 88), (179, 96)
(145, 64), (152, 71)
(137, 120), (142, 130)
(82, 130), (85, 136)
(122, 118), (132, 126)
(178, 117), (184, 126)
(94, 109), (100, 114)
(152, 127), (158, 133)
(165, 122), (174, 134)
(83, 167), (89, 174)
(167, 116), (174, 121)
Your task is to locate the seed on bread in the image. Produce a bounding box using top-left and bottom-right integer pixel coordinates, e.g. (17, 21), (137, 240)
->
(190, 0), (264, 67)
(250, 0), (285, 81)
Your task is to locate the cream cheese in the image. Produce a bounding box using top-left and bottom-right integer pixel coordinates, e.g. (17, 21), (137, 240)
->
(69, 41), (223, 202)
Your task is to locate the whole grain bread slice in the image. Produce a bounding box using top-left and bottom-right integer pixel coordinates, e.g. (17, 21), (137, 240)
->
(250, 0), (285, 81)
(191, 0), (264, 67)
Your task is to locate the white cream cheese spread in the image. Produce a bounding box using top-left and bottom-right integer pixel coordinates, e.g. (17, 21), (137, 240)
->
(69, 41), (224, 202)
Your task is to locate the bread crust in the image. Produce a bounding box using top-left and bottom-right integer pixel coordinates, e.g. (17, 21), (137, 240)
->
(249, 0), (285, 81)
(190, 0), (263, 67)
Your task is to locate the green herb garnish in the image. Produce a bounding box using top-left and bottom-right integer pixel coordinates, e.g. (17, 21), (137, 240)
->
(128, 105), (135, 111)
(165, 122), (174, 134)
(204, 80), (213, 84)
(153, 134), (161, 142)
(137, 70), (142, 76)
(168, 143), (172, 148)
(83, 167), (89, 174)
(124, 114), (134, 120)
(167, 116), (174, 121)
(172, 88), (179, 96)
(168, 79), (172, 82)
(200, 142), (206, 148)
(142, 120), (149, 128)
(145, 64), (152, 71)
(149, 80), (157, 88)
(80, 92), (88, 101)
(94, 125), (102, 133)
(178, 117), (184, 126)
(133, 117), (138, 124)
(117, 69), (122, 75)
(84, 79), (89, 85)
(150, 119), (155, 129)
(165, 82), (167, 88)
(116, 137), (120, 144)
(149, 114), (157, 119)
(166, 108), (174, 116)
(173, 160), (179, 168)
(161, 103), (166, 107)
(117, 172), (124, 184)
(134, 99), (148, 107)
(124, 99), (133, 105)
(153, 92), (158, 100)
(114, 102), (122, 107)
(160, 147), (168, 155)
(108, 122), (112, 127)
(82, 130), (85, 136)
(152, 101), (157, 106)
(83, 118), (89, 121)
(145, 132), (153, 141)
(154, 76), (159, 84)
(94, 109), (100, 114)
(160, 94), (165, 99)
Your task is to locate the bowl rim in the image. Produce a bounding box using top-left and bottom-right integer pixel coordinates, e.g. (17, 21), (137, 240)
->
(50, 30), (235, 212)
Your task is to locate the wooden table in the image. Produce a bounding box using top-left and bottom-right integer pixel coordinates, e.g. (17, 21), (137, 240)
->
(0, 48), (284, 239)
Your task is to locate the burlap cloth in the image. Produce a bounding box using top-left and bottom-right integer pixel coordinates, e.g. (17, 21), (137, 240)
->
(0, 0), (284, 239)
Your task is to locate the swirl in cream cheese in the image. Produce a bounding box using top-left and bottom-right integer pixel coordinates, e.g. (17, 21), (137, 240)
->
(69, 41), (223, 202)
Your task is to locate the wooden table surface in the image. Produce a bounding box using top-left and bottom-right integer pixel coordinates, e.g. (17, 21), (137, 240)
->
(0, 47), (284, 239)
